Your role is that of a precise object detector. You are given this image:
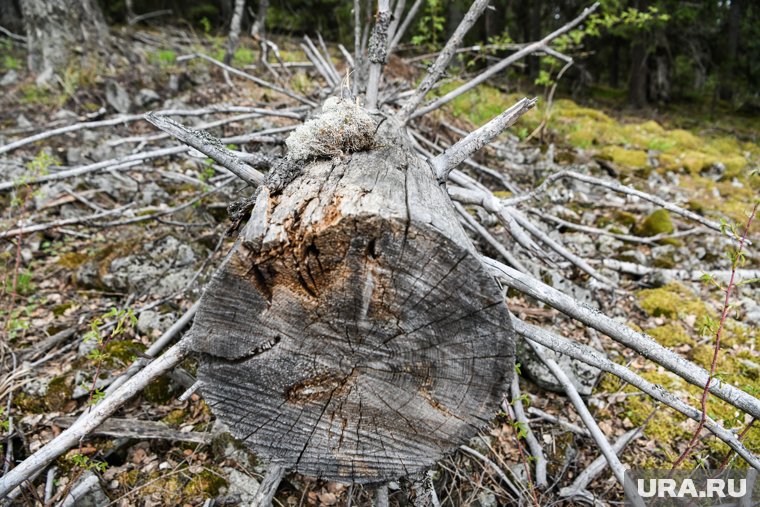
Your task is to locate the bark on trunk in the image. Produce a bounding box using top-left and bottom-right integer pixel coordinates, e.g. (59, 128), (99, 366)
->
(0, 0), (23, 33)
(19, 0), (108, 78)
(190, 118), (515, 483)
(628, 41), (648, 109)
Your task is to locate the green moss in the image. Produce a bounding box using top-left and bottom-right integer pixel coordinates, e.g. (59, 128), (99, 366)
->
(637, 282), (708, 320)
(634, 209), (674, 237)
(143, 377), (174, 404)
(651, 252), (677, 268)
(162, 409), (187, 427)
(45, 376), (73, 411)
(52, 302), (75, 317)
(647, 323), (695, 348)
(104, 340), (145, 367)
(232, 47), (255, 66)
(14, 392), (47, 413)
(599, 146), (648, 170)
(183, 469), (227, 497)
(58, 252), (88, 269)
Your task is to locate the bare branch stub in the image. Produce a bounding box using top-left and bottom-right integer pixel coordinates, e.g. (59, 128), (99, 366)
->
(189, 119), (515, 483)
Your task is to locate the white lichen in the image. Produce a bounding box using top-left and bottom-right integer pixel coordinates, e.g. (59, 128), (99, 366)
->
(285, 97), (377, 162)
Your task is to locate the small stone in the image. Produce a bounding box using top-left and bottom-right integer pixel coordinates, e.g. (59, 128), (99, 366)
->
(222, 467), (260, 505)
(136, 88), (160, 107)
(105, 80), (131, 114)
(53, 108), (78, 120)
(16, 113), (32, 129)
(516, 336), (602, 397)
(0, 69), (18, 86)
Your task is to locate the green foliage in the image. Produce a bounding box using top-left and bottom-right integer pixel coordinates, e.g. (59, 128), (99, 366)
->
(68, 453), (108, 473)
(232, 47), (255, 67)
(148, 49), (177, 67)
(411, 0), (446, 50)
(634, 209), (674, 237)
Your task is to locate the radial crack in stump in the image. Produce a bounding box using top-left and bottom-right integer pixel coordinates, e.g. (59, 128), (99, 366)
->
(190, 114), (515, 483)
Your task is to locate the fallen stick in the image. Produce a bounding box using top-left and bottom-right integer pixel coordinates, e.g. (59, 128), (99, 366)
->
(0, 338), (192, 499)
(527, 339), (644, 507)
(526, 407), (591, 437)
(509, 372), (548, 488)
(144, 113), (265, 186)
(178, 53), (316, 107)
(0, 106), (302, 155)
(250, 464), (286, 507)
(52, 417), (212, 444)
(483, 255), (760, 421)
(558, 427), (643, 501)
(514, 318), (760, 469)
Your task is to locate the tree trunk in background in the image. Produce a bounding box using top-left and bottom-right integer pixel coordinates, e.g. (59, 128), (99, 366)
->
(19, 0), (108, 80)
(251, 0), (268, 40)
(608, 36), (620, 88)
(0, 0), (23, 33)
(527, 0), (541, 79)
(224, 0), (246, 65)
(628, 41), (648, 108)
(720, 0), (743, 101)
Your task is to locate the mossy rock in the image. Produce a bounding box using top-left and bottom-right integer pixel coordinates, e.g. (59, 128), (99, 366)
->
(104, 340), (145, 368)
(143, 377), (174, 404)
(45, 376), (73, 411)
(599, 146), (648, 171)
(14, 392), (47, 413)
(637, 282), (708, 320)
(58, 252), (88, 269)
(634, 209), (674, 237)
(647, 323), (694, 348)
(183, 468), (227, 497)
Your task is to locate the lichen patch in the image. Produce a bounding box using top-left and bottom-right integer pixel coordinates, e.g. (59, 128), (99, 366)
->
(285, 97), (377, 162)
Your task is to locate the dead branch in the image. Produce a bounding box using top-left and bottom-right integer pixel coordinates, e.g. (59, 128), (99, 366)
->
(410, 2), (600, 120)
(514, 318), (760, 469)
(429, 97), (537, 181)
(509, 373), (548, 488)
(0, 338), (192, 498)
(144, 112), (265, 185)
(483, 256), (760, 421)
(365, 0), (391, 110)
(397, 0), (490, 122)
(178, 53), (317, 107)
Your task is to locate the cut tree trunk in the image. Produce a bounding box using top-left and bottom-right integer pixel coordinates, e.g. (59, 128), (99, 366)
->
(190, 117), (515, 483)
(19, 0), (108, 78)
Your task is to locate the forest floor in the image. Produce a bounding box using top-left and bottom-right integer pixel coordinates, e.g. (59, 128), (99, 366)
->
(1, 27), (759, 507)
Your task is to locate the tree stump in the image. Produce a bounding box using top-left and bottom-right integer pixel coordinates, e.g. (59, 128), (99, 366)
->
(190, 117), (515, 483)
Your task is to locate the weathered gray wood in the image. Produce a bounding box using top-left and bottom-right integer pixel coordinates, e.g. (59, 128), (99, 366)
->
(53, 417), (212, 444)
(191, 117), (514, 483)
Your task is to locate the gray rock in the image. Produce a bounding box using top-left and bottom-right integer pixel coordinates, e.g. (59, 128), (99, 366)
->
(1, 69), (18, 86)
(61, 472), (109, 507)
(221, 467), (261, 505)
(135, 88), (160, 107)
(53, 108), (78, 120)
(742, 298), (760, 325)
(516, 336), (602, 397)
(137, 310), (176, 335)
(477, 491), (498, 507)
(78, 236), (199, 297)
(16, 113), (32, 129)
(105, 80), (131, 114)
(701, 161), (725, 181)
(564, 233), (596, 258)
(619, 249), (647, 266)
(138, 182), (169, 206)
(597, 235), (624, 256)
